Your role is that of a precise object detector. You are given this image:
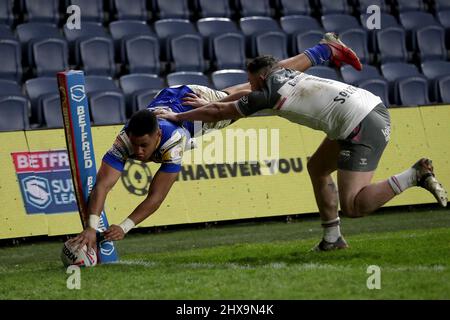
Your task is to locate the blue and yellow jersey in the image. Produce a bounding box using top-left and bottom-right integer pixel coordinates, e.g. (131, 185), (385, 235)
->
(102, 85), (228, 174)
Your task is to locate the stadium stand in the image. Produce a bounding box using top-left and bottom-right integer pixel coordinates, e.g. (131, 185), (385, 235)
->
(24, 77), (58, 124)
(304, 65), (341, 81)
(376, 27), (409, 63)
(197, 17), (240, 60)
(238, 0), (273, 17)
(239, 16), (282, 57)
(69, 0), (104, 23)
(79, 36), (116, 76)
(197, 0), (233, 18)
(0, 96), (30, 131)
(119, 73), (164, 115)
(319, 0), (352, 15)
(0, 38), (22, 82)
(170, 34), (206, 72)
(63, 22), (108, 65)
(166, 71), (211, 87)
(23, 0), (60, 24)
(41, 93), (63, 128)
(213, 32), (247, 70)
(0, 0), (14, 26)
(211, 69), (247, 90)
(397, 77), (430, 106)
(113, 0), (148, 21)
(278, 0), (311, 16)
(1, 0), (450, 130)
(155, 0), (190, 20)
(416, 25), (447, 62)
(255, 31), (288, 60)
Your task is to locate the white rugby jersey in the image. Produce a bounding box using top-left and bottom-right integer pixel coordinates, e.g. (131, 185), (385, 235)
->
(235, 69), (383, 140)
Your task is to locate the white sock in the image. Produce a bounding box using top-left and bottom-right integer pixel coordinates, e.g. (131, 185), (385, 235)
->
(388, 168), (417, 195)
(322, 217), (341, 243)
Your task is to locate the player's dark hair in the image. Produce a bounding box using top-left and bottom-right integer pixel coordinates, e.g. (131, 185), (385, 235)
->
(247, 55), (279, 75)
(126, 109), (158, 137)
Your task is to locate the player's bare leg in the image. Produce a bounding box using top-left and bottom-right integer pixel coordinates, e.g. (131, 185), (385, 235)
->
(338, 159), (448, 218)
(307, 138), (348, 251)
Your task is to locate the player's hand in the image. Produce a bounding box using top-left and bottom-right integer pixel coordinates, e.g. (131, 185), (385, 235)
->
(153, 108), (180, 123)
(104, 225), (125, 241)
(182, 93), (209, 108)
(69, 227), (97, 252)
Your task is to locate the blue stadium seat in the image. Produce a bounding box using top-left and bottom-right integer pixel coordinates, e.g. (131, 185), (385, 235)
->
(360, 12), (400, 50)
(437, 10), (450, 28)
(280, 15), (322, 35)
(399, 12), (439, 50)
(397, 77), (430, 106)
(119, 74), (164, 115)
(79, 37), (116, 76)
(319, 0), (351, 14)
(0, 39), (22, 82)
(89, 91), (127, 125)
(171, 34), (206, 72)
(381, 62), (423, 105)
(0, 25), (15, 39)
(156, 0), (190, 19)
(304, 66), (340, 81)
(280, 15), (322, 54)
(69, 0), (104, 23)
(256, 31), (288, 60)
(109, 20), (155, 61)
(211, 69), (247, 90)
(358, 79), (390, 107)
(167, 71), (211, 87)
(376, 27), (408, 63)
(113, 0), (148, 21)
(339, 28), (370, 64)
(340, 64), (383, 85)
(213, 33), (246, 70)
(154, 19), (198, 61)
(396, 0), (425, 12)
(41, 93), (63, 128)
(0, 0), (14, 26)
(0, 79), (22, 96)
(64, 22), (108, 65)
(435, 0), (450, 11)
(0, 96), (30, 131)
(197, 18), (240, 59)
(321, 14), (361, 33)
(421, 61), (450, 102)
(279, 0), (311, 16)
(16, 22), (63, 66)
(294, 30), (324, 55)
(32, 38), (69, 77)
(239, 17), (282, 57)
(437, 75), (450, 103)
(24, 77), (58, 124)
(198, 0), (232, 18)
(124, 35), (160, 74)
(24, 0), (59, 24)
(358, 0), (389, 14)
(135, 90), (161, 111)
(417, 26), (447, 62)
(239, 0), (272, 17)
(85, 75), (119, 94)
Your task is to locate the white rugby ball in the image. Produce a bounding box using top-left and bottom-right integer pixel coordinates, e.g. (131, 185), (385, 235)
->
(61, 240), (98, 267)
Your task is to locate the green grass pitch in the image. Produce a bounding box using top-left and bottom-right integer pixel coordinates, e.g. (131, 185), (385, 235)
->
(1, 208), (449, 299)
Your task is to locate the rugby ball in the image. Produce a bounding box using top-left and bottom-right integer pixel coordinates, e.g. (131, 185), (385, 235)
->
(61, 240), (98, 267)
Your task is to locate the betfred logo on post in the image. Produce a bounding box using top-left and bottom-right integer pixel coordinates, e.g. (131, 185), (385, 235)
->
(11, 150), (78, 214)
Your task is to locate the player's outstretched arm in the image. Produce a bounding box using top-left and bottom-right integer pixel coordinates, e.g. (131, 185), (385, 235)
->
(104, 170), (179, 241)
(69, 161), (121, 251)
(155, 101), (243, 123)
